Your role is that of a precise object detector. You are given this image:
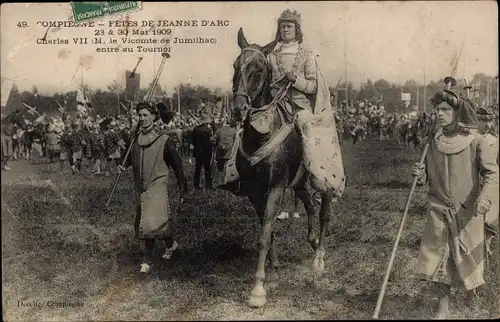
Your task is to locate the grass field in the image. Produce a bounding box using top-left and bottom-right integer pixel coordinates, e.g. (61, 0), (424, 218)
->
(2, 139), (498, 320)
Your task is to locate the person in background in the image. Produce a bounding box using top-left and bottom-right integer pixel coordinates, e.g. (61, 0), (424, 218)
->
(1, 119), (15, 165)
(117, 101), (188, 274)
(91, 123), (105, 175)
(69, 123), (86, 174)
(214, 118), (237, 187)
(192, 113), (215, 190)
(45, 124), (61, 164)
(476, 106), (499, 261)
(59, 125), (73, 172)
(104, 120), (124, 176)
(411, 90), (499, 319)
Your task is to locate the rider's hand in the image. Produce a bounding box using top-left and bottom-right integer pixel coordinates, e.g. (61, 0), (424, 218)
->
(283, 72), (297, 84)
(411, 162), (425, 179)
(474, 199), (491, 217)
(116, 165), (126, 175)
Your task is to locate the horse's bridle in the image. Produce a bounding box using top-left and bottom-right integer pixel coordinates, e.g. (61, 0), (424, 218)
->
(233, 47), (269, 108)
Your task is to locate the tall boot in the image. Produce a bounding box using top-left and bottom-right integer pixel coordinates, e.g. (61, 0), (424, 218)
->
(436, 282), (451, 319)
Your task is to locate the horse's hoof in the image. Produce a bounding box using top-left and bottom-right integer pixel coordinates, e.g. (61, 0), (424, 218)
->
(248, 285), (266, 308)
(312, 258), (325, 275)
(248, 294), (267, 308)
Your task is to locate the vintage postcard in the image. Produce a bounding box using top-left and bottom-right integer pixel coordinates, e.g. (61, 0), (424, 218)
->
(1, 1), (499, 320)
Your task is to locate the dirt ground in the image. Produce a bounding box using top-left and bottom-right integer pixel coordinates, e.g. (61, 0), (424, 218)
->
(2, 139), (498, 320)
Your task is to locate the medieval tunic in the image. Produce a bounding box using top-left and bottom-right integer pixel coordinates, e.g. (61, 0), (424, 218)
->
(415, 128), (499, 290)
(268, 41), (316, 112)
(70, 130), (85, 161)
(46, 132), (61, 152)
(59, 132), (72, 161)
(125, 124), (188, 240)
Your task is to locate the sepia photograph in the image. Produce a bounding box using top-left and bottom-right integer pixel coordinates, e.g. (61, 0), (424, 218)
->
(1, 1), (498, 320)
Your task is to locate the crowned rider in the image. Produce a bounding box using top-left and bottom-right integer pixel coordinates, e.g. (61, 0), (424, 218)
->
(223, 9), (345, 196)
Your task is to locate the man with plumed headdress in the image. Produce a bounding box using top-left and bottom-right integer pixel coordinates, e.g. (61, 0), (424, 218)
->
(412, 89), (499, 318)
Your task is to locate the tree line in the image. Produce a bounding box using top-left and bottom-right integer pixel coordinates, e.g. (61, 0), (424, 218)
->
(4, 72), (498, 119)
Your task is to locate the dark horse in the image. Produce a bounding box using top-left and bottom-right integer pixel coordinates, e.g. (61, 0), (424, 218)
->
(231, 28), (336, 307)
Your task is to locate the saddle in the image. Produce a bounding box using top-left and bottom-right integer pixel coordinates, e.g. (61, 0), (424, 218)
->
(241, 100), (296, 166)
(248, 100), (294, 134)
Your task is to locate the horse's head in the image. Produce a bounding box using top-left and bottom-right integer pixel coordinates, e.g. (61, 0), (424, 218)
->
(232, 28), (275, 122)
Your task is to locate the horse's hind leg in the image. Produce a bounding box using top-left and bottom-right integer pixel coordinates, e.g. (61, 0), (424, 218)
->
(247, 186), (285, 308)
(310, 177), (334, 274)
(294, 181), (317, 251)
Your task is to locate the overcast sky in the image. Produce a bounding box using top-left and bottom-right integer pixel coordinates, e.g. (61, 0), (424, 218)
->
(1, 1), (498, 95)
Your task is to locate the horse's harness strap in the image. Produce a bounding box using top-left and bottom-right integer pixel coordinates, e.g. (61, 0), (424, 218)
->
(239, 123), (294, 167)
(235, 47), (269, 105)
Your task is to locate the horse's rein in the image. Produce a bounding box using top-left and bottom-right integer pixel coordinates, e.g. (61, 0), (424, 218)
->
(234, 47), (269, 106)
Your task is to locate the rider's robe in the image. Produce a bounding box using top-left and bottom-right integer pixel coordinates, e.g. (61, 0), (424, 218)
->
(124, 123), (188, 240)
(415, 128), (499, 290)
(266, 41), (345, 195)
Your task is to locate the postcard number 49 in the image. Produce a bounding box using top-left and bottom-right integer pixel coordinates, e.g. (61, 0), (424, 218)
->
(17, 21), (29, 28)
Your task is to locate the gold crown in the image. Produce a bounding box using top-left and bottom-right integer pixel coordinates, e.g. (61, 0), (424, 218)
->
(278, 9), (301, 24)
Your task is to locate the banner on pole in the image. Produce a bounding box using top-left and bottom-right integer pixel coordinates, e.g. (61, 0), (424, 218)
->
(125, 71), (140, 102)
(401, 92), (411, 102)
(1, 78), (14, 109)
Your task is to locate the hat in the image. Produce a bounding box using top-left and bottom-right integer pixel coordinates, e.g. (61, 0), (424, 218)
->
(156, 102), (176, 125)
(136, 101), (159, 117)
(200, 113), (212, 124)
(278, 9), (301, 25)
(444, 76), (457, 88)
(431, 90), (479, 128)
(54, 127), (62, 134)
(477, 106), (495, 121)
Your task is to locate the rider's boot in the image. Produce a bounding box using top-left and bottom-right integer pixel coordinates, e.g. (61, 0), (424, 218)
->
(217, 136), (242, 195)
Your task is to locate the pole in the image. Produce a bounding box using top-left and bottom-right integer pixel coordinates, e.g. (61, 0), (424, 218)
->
(335, 88), (339, 111)
(487, 80), (491, 106)
(372, 130), (433, 319)
(344, 16), (348, 109)
(177, 85), (181, 114)
(416, 83), (420, 112)
(423, 69), (426, 113)
(496, 76), (499, 105)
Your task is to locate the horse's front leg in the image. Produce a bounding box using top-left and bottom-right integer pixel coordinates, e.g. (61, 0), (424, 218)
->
(248, 194), (279, 285)
(248, 186), (285, 308)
